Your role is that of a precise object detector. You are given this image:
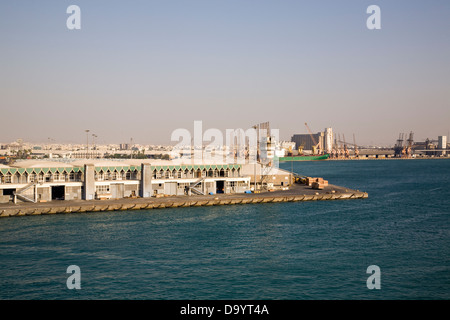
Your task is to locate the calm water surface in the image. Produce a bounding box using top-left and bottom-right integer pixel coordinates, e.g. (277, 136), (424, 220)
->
(0, 159), (449, 299)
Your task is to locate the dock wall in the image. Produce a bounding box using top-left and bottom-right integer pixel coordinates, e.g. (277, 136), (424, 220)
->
(0, 191), (368, 218)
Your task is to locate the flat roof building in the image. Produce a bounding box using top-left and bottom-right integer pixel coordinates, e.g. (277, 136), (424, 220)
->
(438, 136), (447, 155)
(0, 159), (292, 204)
(291, 128), (333, 154)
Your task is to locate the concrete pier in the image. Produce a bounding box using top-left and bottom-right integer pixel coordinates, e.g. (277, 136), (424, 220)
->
(0, 183), (367, 218)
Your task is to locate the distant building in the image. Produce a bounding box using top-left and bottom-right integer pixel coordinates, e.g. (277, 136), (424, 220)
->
(324, 128), (333, 154)
(119, 143), (130, 150)
(291, 128), (333, 154)
(438, 136), (447, 155)
(277, 141), (296, 156)
(291, 133), (321, 152)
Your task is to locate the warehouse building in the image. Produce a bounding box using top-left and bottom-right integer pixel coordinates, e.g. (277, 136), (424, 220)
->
(0, 159), (294, 204)
(291, 128), (333, 154)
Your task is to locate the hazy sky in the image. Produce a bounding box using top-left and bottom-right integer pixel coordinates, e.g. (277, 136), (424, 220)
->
(1, 0), (449, 146)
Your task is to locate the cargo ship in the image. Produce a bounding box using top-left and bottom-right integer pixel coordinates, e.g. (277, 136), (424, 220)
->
(277, 154), (330, 161)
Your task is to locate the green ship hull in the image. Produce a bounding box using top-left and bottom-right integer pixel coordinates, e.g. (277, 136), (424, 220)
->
(277, 154), (330, 161)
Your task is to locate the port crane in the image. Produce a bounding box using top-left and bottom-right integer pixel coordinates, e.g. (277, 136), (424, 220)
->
(394, 132), (413, 158)
(330, 146), (335, 159)
(334, 134), (340, 159)
(336, 134), (361, 158)
(353, 134), (359, 158)
(336, 134), (345, 158)
(304, 123), (321, 155)
(405, 131), (414, 158)
(332, 134), (342, 159)
(342, 134), (349, 158)
(394, 133), (404, 157)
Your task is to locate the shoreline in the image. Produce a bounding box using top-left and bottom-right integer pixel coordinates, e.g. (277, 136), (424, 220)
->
(279, 156), (450, 162)
(0, 183), (368, 218)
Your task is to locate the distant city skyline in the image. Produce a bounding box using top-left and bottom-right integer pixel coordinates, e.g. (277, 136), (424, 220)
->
(1, 1), (449, 146)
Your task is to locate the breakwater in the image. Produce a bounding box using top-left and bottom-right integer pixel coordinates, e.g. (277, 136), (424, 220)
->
(0, 184), (367, 218)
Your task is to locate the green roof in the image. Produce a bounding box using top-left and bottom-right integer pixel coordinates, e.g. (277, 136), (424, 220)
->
(0, 164), (241, 176)
(0, 166), (83, 175)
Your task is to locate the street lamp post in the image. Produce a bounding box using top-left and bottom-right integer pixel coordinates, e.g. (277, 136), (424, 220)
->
(85, 130), (90, 159)
(92, 134), (97, 158)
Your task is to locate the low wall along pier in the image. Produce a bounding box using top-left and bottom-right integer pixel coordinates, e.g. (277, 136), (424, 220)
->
(0, 183), (368, 218)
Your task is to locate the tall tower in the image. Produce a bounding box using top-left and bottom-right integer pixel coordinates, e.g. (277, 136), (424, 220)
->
(324, 128), (333, 154)
(438, 136), (447, 156)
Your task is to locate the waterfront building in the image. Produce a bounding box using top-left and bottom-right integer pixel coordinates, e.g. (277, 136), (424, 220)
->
(291, 128), (333, 154)
(291, 132), (325, 153)
(0, 159), (291, 204)
(438, 136), (447, 156)
(324, 128), (333, 154)
(291, 133), (319, 152)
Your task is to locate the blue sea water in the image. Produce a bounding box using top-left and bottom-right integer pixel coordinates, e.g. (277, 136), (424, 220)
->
(0, 159), (449, 300)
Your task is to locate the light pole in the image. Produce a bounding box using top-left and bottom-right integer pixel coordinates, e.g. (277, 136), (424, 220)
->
(92, 134), (97, 158)
(85, 130), (90, 159)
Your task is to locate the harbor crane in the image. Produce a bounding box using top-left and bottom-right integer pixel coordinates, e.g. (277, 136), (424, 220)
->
(304, 123), (321, 155)
(353, 134), (359, 158)
(332, 135), (340, 159)
(342, 134), (349, 158)
(336, 134), (361, 158)
(336, 134), (345, 158)
(405, 131), (414, 158)
(394, 132), (414, 158)
(394, 133), (404, 157)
